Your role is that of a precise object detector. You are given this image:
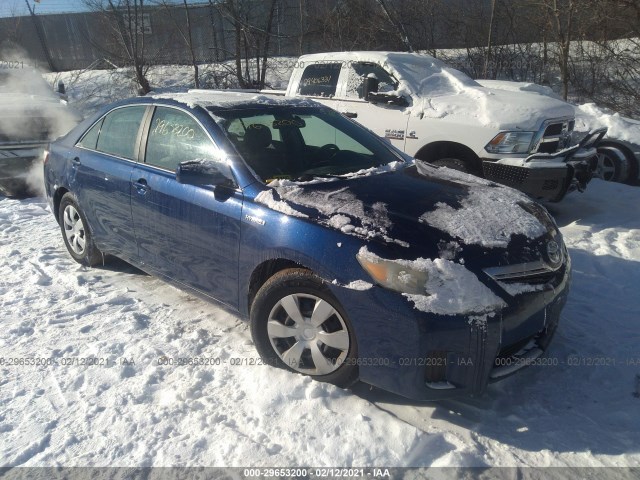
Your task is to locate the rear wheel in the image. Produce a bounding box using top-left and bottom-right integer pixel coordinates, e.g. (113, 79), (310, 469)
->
(250, 268), (358, 387)
(59, 193), (103, 267)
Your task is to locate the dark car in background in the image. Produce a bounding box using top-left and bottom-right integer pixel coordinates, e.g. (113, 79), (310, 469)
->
(44, 92), (570, 400)
(0, 67), (80, 197)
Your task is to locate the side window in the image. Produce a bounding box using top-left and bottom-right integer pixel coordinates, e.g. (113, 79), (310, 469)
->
(145, 107), (218, 172)
(297, 63), (341, 97)
(344, 63), (398, 99)
(95, 106), (146, 159)
(77, 118), (103, 150)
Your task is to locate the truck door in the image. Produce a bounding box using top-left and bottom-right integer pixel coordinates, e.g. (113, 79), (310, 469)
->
(334, 62), (410, 153)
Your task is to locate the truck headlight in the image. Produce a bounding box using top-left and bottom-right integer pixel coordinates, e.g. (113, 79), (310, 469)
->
(356, 253), (428, 295)
(485, 131), (534, 154)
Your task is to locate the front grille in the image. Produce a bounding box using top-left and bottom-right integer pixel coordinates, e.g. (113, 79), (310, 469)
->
(483, 163), (529, 186)
(533, 118), (574, 154)
(500, 270), (556, 285)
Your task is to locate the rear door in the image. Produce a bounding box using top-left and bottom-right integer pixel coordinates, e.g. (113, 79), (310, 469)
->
(71, 104), (148, 261)
(130, 105), (243, 308)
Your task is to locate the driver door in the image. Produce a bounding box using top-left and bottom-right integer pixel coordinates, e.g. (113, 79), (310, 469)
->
(130, 105), (243, 308)
(334, 62), (410, 153)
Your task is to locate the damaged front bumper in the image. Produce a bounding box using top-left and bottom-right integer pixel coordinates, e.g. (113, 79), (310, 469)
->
(482, 128), (607, 202)
(328, 255), (571, 401)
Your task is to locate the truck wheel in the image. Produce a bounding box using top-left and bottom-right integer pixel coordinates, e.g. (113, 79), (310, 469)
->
(250, 268), (358, 388)
(59, 193), (104, 267)
(595, 146), (628, 183)
(431, 157), (470, 173)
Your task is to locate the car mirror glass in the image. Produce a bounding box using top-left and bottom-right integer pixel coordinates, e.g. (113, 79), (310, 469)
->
(176, 160), (233, 186)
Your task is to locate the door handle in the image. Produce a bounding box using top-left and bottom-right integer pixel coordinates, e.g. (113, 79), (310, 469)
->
(341, 111), (358, 118)
(71, 156), (81, 165)
(133, 178), (149, 194)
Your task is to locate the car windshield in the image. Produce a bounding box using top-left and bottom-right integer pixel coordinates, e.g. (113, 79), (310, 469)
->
(210, 106), (404, 182)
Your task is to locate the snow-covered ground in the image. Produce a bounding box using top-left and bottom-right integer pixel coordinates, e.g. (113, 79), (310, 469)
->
(1, 179), (639, 469)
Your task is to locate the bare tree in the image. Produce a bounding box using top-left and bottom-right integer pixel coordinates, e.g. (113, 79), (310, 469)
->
(220, 0), (279, 89)
(83, 0), (152, 94)
(155, 0), (200, 88)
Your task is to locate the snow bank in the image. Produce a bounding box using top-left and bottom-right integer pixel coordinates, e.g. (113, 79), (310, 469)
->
(575, 103), (640, 144)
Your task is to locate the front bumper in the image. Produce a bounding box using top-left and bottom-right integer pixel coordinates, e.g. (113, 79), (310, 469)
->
(329, 257), (571, 401)
(0, 147), (44, 197)
(481, 128), (606, 202)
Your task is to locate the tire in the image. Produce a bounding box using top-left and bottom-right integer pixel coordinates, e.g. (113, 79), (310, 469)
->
(431, 157), (471, 173)
(595, 146), (628, 183)
(58, 193), (104, 267)
(250, 268), (358, 388)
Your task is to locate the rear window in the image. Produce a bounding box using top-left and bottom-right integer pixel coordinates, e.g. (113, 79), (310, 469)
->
(95, 106), (146, 160)
(297, 63), (341, 97)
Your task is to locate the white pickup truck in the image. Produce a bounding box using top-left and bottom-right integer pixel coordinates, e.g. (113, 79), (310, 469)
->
(282, 52), (605, 202)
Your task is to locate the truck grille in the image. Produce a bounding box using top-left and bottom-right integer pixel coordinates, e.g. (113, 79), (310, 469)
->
(482, 163), (529, 186)
(533, 119), (575, 154)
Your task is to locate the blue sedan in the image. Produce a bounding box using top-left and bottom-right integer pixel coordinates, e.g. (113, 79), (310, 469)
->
(44, 92), (570, 400)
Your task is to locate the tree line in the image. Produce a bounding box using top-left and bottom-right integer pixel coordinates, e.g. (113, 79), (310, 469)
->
(79, 0), (640, 117)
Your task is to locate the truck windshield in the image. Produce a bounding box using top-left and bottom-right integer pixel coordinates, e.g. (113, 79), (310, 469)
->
(211, 106), (404, 183)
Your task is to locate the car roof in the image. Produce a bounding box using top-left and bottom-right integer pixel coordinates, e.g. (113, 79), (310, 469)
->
(146, 90), (320, 110)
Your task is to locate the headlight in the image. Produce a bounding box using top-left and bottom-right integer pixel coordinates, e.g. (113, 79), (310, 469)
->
(485, 131), (534, 154)
(356, 252), (428, 295)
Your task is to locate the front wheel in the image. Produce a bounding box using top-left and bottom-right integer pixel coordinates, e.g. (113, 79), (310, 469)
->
(250, 268), (358, 387)
(59, 193), (104, 267)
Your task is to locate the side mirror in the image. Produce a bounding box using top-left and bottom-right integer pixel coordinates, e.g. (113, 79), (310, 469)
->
(176, 160), (232, 186)
(367, 92), (409, 107)
(363, 75), (379, 101)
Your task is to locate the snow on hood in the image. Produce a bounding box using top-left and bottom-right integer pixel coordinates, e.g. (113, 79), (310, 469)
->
(254, 161), (551, 252)
(418, 164), (548, 248)
(358, 247), (506, 316)
(258, 179), (407, 247)
(476, 79), (561, 99)
(304, 52), (574, 130)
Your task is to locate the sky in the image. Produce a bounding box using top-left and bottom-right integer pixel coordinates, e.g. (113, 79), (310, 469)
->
(0, 0), (202, 18)
(0, 0), (90, 17)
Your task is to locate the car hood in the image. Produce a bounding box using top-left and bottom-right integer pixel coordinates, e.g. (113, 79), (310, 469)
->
(257, 162), (558, 270)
